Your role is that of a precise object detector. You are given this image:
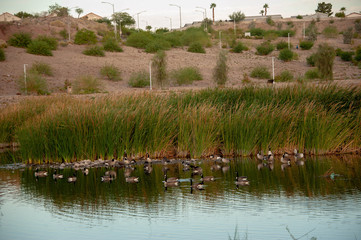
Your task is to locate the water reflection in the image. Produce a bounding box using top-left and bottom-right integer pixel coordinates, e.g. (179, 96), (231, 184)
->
(1, 155), (361, 239)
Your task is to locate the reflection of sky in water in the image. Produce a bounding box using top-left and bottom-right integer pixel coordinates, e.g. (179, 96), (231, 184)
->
(1, 157), (361, 240)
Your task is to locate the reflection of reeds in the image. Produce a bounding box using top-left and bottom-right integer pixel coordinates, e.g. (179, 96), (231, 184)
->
(0, 85), (360, 162)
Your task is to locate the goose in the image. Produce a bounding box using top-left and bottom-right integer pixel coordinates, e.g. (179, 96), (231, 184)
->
(125, 176), (139, 183)
(34, 169), (48, 177)
(164, 174), (179, 183)
(182, 161), (190, 171)
(105, 170), (117, 179)
(190, 178), (205, 190)
(52, 170), (63, 179)
(221, 158), (230, 164)
(235, 172), (249, 186)
(294, 149), (304, 159)
(82, 168), (89, 176)
(146, 153), (152, 163)
(200, 174), (215, 182)
(280, 153), (291, 165)
(191, 165), (203, 175)
(67, 173), (77, 183)
(101, 175), (113, 182)
(144, 163), (153, 174)
(124, 168), (133, 178)
(257, 151), (264, 161)
(162, 157), (171, 165)
(123, 157), (130, 165)
(211, 164), (222, 171)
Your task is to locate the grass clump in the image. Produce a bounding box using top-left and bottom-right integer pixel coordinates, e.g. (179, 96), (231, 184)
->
(322, 26), (338, 38)
(256, 42), (274, 55)
(83, 46), (105, 57)
(30, 62), (53, 76)
(279, 48), (294, 61)
(188, 42), (206, 53)
(213, 51), (228, 87)
(17, 72), (49, 95)
(305, 68), (320, 79)
(128, 70), (149, 88)
(314, 43), (335, 80)
(232, 42), (248, 53)
(152, 50), (168, 88)
(0, 48), (5, 61)
(74, 29), (97, 45)
(172, 67), (203, 85)
(275, 70), (293, 82)
(306, 54), (316, 66)
(100, 64), (121, 81)
(35, 35), (58, 50)
(103, 38), (123, 52)
(73, 75), (102, 94)
(300, 40), (314, 50)
(250, 66), (271, 79)
(8, 32), (32, 48)
(26, 40), (53, 56)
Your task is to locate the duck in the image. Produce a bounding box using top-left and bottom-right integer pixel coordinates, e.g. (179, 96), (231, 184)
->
(235, 171), (249, 185)
(101, 175), (113, 182)
(190, 178), (205, 190)
(105, 170), (117, 179)
(294, 149), (304, 159)
(82, 168), (89, 176)
(280, 153), (291, 165)
(34, 169), (48, 177)
(125, 176), (139, 183)
(200, 174), (215, 182)
(52, 170), (63, 180)
(67, 173), (77, 183)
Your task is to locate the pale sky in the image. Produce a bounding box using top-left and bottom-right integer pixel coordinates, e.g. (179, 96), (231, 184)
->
(1, 0), (360, 29)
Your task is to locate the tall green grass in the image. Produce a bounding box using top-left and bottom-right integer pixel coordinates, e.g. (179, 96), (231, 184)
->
(1, 85), (360, 162)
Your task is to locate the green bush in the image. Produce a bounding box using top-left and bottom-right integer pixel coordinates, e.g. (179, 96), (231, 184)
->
(18, 71), (49, 95)
(36, 35), (58, 50)
(250, 66), (271, 79)
(296, 15), (303, 19)
(335, 48), (343, 56)
(279, 49), (294, 61)
(8, 32), (32, 48)
(277, 30), (295, 37)
(73, 75), (102, 94)
(74, 29), (97, 45)
(322, 26), (338, 38)
(30, 62), (53, 76)
(300, 40), (314, 50)
(145, 39), (171, 53)
(340, 51), (353, 61)
(100, 64), (121, 81)
(266, 16), (275, 26)
(0, 48), (5, 61)
(213, 51), (228, 86)
(83, 46), (105, 56)
(181, 27), (211, 46)
(306, 54), (316, 66)
(59, 29), (67, 39)
(264, 32), (278, 41)
(314, 43), (335, 80)
(355, 47), (361, 62)
(103, 38), (123, 52)
(275, 70), (294, 82)
(188, 42), (206, 53)
(152, 51), (168, 88)
(276, 41), (289, 50)
(305, 68), (320, 79)
(232, 42), (248, 53)
(27, 40), (53, 56)
(250, 28), (265, 37)
(172, 67), (203, 85)
(128, 70), (149, 88)
(126, 31), (153, 48)
(256, 42), (274, 55)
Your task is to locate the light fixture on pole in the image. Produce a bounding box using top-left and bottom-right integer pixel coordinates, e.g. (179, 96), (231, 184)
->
(136, 11), (146, 31)
(169, 4), (181, 29)
(101, 2), (117, 39)
(165, 17), (172, 31)
(196, 6), (207, 32)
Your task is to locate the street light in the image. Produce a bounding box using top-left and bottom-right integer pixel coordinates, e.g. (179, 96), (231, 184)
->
(136, 11), (146, 31)
(165, 17), (172, 31)
(101, 2), (117, 38)
(169, 4), (181, 29)
(196, 6), (207, 32)
(67, 6), (79, 42)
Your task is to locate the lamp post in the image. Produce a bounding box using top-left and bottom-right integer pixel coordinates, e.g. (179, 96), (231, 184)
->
(169, 4), (181, 29)
(67, 6), (78, 42)
(101, 2), (117, 38)
(136, 11), (146, 31)
(165, 17), (172, 31)
(196, 6), (207, 32)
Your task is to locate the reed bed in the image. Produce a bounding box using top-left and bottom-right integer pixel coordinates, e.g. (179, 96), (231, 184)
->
(1, 85), (360, 162)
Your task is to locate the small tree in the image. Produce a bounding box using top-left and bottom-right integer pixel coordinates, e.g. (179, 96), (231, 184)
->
(146, 25), (152, 31)
(210, 3), (216, 23)
(15, 11), (34, 18)
(263, 3), (269, 16)
(260, 10), (264, 16)
(314, 43), (335, 80)
(75, 8), (83, 18)
(48, 3), (69, 17)
(112, 12), (135, 29)
(343, 27), (353, 44)
(229, 11), (245, 22)
(152, 51), (168, 88)
(213, 51), (228, 86)
(315, 2), (333, 16)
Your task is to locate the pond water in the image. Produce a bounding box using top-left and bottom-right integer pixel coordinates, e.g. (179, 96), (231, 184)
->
(0, 156), (361, 240)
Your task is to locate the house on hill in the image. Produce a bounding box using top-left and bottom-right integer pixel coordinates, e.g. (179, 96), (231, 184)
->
(346, 12), (361, 18)
(0, 12), (21, 22)
(81, 12), (102, 21)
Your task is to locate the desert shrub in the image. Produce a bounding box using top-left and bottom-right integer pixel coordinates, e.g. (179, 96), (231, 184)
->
(266, 16), (275, 26)
(276, 41), (289, 50)
(18, 71), (49, 95)
(128, 70), (149, 88)
(103, 38), (123, 52)
(329, 19), (334, 24)
(27, 40), (52, 56)
(83, 46), (105, 56)
(8, 32), (32, 48)
(250, 66), (271, 79)
(275, 70), (294, 82)
(340, 51), (353, 61)
(300, 40), (314, 50)
(36, 35), (58, 50)
(279, 48), (294, 61)
(306, 22), (318, 41)
(30, 62), (53, 76)
(126, 31), (153, 48)
(256, 42), (274, 55)
(188, 42), (206, 53)
(145, 39), (171, 53)
(0, 48), (5, 61)
(343, 27), (353, 44)
(59, 29), (67, 39)
(296, 15), (303, 19)
(74, 29), (97, 45)
(164, 34), (182, 47)
(264, 32), (278, 41)
(213, 51), (228, 86)
(172, 67), (203, 85)
(242, 73), (251, 83)
(100, 64), (121, 81)
(314, 43), (335, 80)
(181, 27), (210, 46)
(306, 53), (316, 66)
(73, 75), (102, 94)
(322, 26), (338, 38)
(232, 42), (248, 53)
(355, 47), (361, 62)
(335, 48), (343, 56)
(305, 68), (320, 79)
(152, 51), (168, 88)
(50, 20), (65, 27)
(286, 21), (294, 28)
(250, 28), (265, 37)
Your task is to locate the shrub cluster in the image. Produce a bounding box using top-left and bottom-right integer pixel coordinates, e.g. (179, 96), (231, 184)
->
(256, 42), (274, 55)
(172, 67), (203, 85)
(276, 41), (289, 50)
(83, 46), (105, 56)
(30, 62), (53, 76)
(27, 40), (53, 56)
(0, 48), (5, 61)
(340, 51), (354, 61)
(306, 54), (316, 66)
(18, 71), (49, 95)
(36, 35), (58, 50)
(100, 64), (121, 81)
(8, 32), (32, 48)
(249, 28), (295, 38)
(128, 70), (149, 88)
(103, 38), (123, 52)
(275, 70), (293, 82)
(279, 49), (294, 62)
(232, 42), (248, 53)
(74, 29), (97, 45)
(305, 68), (320, 79)
(300, 40), (314, 50)
(322, 26), (338, 38)
(188, 42), (206, 53)
(73, 75), (102, 94)
(250, 66), (271, 79)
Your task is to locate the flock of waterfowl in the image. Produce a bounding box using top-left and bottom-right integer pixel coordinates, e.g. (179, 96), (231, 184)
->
(33, 149), (305, 191)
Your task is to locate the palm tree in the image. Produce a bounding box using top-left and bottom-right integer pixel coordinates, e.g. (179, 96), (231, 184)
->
(210, 3), (216, 23)
(260, 10), (265, 16)
(75, 8), (83, 18)
(263, 3), (269, 16)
